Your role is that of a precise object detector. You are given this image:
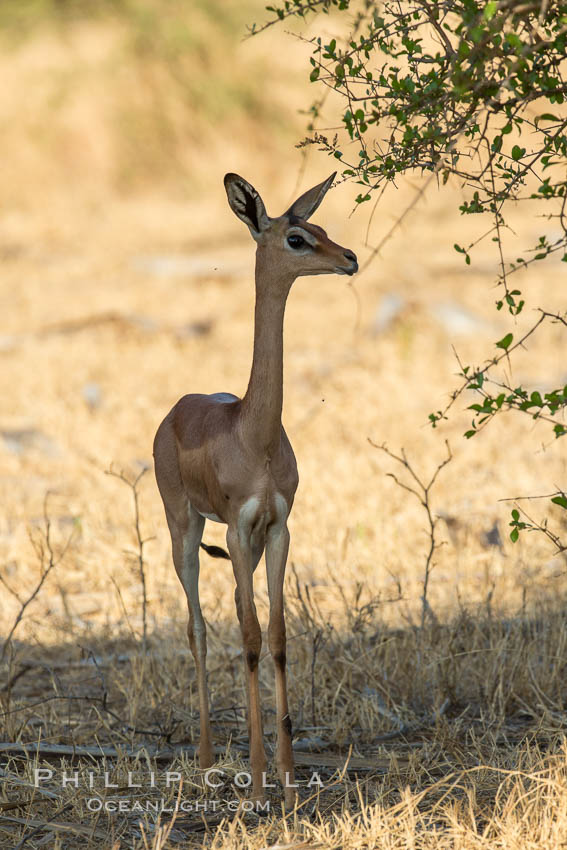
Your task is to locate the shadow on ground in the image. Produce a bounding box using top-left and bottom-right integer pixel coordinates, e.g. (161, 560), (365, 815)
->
(2, 595), (567, 847)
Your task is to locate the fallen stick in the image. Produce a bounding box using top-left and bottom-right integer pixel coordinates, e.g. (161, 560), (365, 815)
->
(0, 741), (397, 771)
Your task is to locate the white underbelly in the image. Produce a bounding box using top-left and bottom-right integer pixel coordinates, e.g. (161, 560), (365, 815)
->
(197, 493), (288, 528)
(197, 510), (224, 523)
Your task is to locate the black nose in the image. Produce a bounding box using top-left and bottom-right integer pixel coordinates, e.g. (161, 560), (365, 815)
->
(344, 249), (357, 263)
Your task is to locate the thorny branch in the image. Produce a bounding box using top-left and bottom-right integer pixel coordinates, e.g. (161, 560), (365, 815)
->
(256, 0), (567, 471)
(369, 440), (452, 628)
(0, 494), (75, 662)
(430, 310), (567, 433)
(508, 503), (566, 553)
(106, 465), (152, 650)
(500, 490), (567, 553)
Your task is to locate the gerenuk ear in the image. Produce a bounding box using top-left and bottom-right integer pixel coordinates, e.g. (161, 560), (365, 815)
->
(224, 173), (270, 240)
(285, 172), (336, 221)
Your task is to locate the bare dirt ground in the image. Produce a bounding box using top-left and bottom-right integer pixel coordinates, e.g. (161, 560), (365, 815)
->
(1, 7), (566, 849)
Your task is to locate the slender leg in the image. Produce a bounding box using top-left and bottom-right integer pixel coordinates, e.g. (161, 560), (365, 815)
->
(265, 519), (295, 808)
(227, 525), (266, 803)
(167, 505), (213, 768)
(234, 540), (264, 760)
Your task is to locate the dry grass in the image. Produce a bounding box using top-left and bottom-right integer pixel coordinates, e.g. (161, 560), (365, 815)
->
(1, 4), (567, 848)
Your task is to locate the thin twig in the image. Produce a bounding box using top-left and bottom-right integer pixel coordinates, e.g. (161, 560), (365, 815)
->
(311, 629), (324, 727)
(369, 440), (452, 628)
(499, 488), (567, 503)
(436, 309), (563, 426)
(1, 494), (75, 662)
(508, 502), (566, 554)
(106, 466), (151, 649)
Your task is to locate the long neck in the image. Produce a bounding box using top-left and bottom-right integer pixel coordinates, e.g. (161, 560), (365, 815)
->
(241, 255), (293, 454)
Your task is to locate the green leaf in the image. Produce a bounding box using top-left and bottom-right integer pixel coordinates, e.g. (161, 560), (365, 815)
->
(496, 333), (513, 350)
(309, 66), (320, 82)
(470, 25), (485, 43)
(505, 32), (522, 49)
(327, 39), (336, 54)
(483, 1), (497, 21)
(510, 527), (519, 542)
(551, 495), (567, 510)
(511, 145), (525, 161)
(511, 509), (520, 521)
(464, 429), (477, 439)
